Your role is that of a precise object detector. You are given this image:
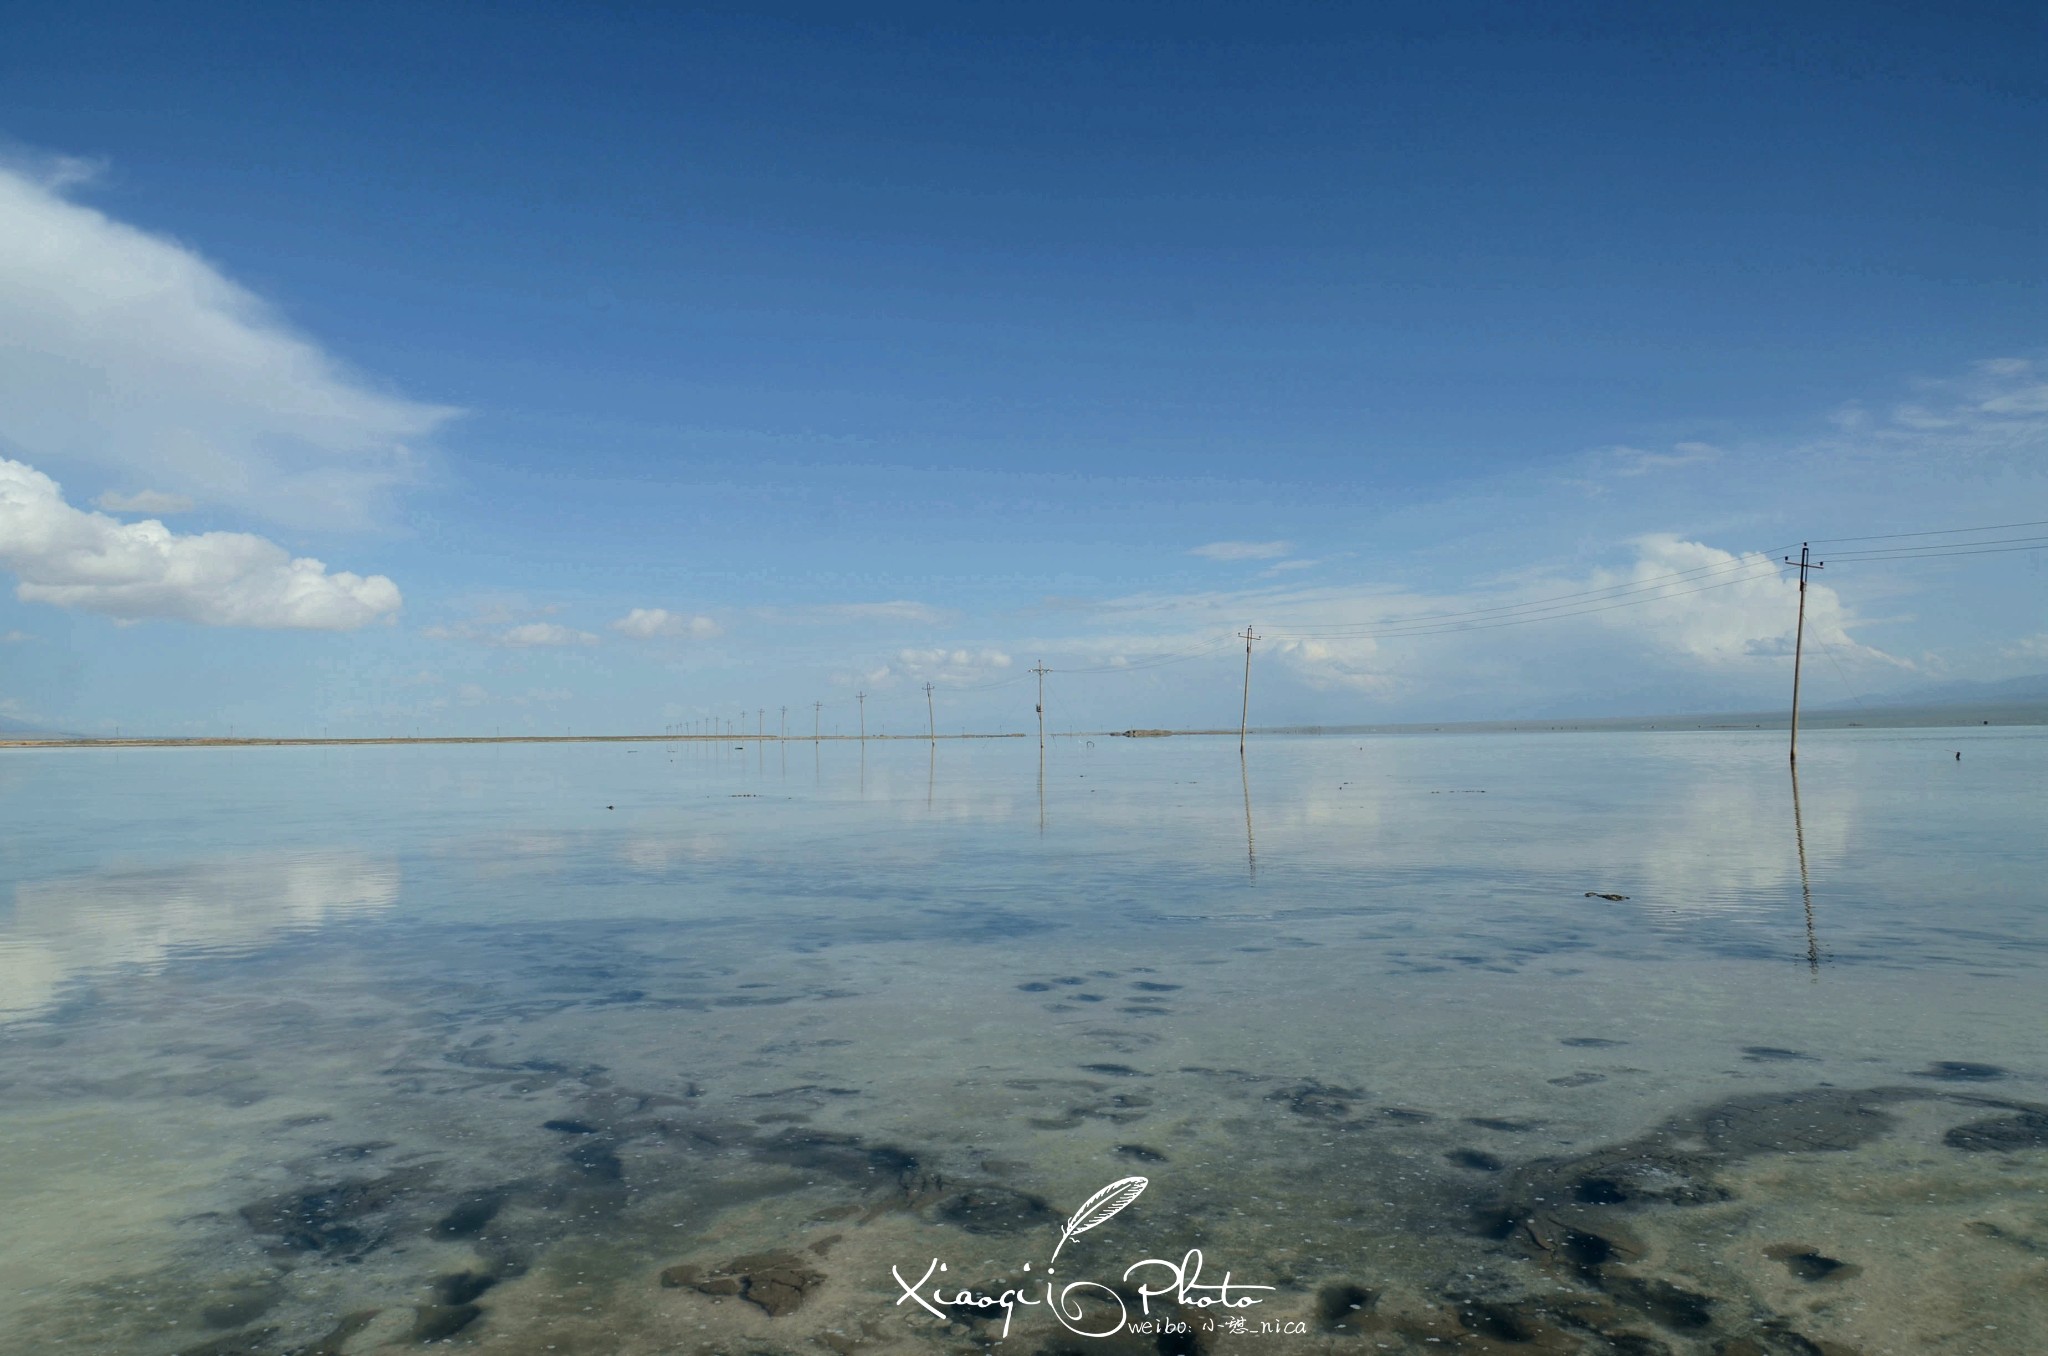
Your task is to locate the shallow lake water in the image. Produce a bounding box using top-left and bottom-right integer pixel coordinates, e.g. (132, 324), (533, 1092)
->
(0, 728), (2043, 1356)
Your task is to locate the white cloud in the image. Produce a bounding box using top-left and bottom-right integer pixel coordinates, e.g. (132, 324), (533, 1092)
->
(1190, 540), (1291, 562)
(1607, 442), (1720, 476)
(1591, 534), (1902, 670)
(1, 629), (30, 643)
(0, 457), (402, 629)
(497, 622), (597, 648)
(896, 647), (1012, 682)
(612, 607), (721, 640)
(0, 161), (455, 529)
(93, 488), (196, 515)
(820, 601), (953, 625)
(2003, 633), (2048, 661)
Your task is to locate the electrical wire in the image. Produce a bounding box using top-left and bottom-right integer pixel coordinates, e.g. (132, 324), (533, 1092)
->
(1251, 550), (1789, 636)
(1817, 536), (2048, 561)
(784, 516), (2040, 712)
(1270, 567), (1784, 641)
(1806, 519), (2048, 545)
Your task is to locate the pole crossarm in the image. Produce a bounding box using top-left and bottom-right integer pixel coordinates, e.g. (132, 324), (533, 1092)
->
(1785, 544), (1824, 764)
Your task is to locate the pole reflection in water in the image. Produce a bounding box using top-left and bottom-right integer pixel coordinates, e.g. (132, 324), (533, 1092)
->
(1790, 764), (1819, 979)
(1036, 744), (1045, 837)
(1241, 750), (1257, 883)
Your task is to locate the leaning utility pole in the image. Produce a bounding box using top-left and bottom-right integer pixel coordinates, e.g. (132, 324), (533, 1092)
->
(924, 682), (936, 743)
(1784, 543), (1824, 764)
(1031, 661), (1050, 751)
(1237, 623), (1259, 753)
(856, 691), (867, 741)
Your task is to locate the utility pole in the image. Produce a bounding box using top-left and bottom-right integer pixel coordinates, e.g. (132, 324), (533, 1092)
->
(1237, 624), (1260, 754)
(1784, 544), (1824, 764)
(757, 708), (764, 741)
(857, 691), (867, 741)
(813, 701), (822, 742)
(779, 705), (787, 741)
(1031, 661), (1050, 751)
(924, 682), (936, 743)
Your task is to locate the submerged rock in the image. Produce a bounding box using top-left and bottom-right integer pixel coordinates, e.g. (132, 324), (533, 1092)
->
(661, 1250), (825, 1317)
(238, 1168), (430, 1255)
(1763, 1244), (1862, 1283)
(410, 1302), (482, 1341)
(1268, 1080), (1363, 1119)
(1914, 1060), (2008, 1081)
(1314, 1281), (1379, 1332)
(929, 1185), (1059, 1234)
(1944, 1111), (2048, 1152)
(430, 1192), (503, 1239)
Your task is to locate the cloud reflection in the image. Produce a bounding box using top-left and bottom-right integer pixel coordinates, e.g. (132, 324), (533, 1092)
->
(0, 851), (398, 1019)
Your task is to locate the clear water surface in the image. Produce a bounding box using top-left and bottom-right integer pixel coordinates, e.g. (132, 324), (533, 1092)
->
(0, 728), (2042, 1355)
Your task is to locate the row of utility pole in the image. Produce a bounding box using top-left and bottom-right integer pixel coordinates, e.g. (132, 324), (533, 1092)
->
(659, 687), (936, 744)
(651, 549), (1823, 757)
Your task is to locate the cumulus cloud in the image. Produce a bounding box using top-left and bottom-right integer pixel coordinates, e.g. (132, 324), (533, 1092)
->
(0, 457), (402, 629)
(1190, 540), (1291, 562)
(0, 160), (455, 529)
(497, 622), (597, 648)
(1590, 534), (1901, 669)
(1272, 636), (1396, 694)
(93, 488), (196, 514)
(612, 607), (721, 640)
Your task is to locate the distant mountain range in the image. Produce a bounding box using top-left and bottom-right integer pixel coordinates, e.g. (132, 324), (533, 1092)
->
(0, 716), (82, 739)
(1822, 672), (2048, 709)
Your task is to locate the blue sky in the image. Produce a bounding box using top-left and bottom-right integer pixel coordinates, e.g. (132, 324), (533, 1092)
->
(1, 2), (2042, 735)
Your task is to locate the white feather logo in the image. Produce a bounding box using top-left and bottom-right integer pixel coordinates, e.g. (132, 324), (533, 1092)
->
(1049, 1176), (1148, 1263)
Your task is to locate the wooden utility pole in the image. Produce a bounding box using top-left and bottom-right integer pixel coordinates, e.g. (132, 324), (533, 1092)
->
(857, 691), (867, 741)
(1237, 624), (1259, 753)
(924, 682), (936, 743)
(1784, 543), (1824, 764)
(1031, 661), (1050, 751)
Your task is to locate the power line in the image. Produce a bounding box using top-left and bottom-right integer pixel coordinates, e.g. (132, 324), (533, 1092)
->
(1051, 637), (1241, 673)
(1271, 566), (1783, 641)
(699, 516), (2035, 722)
(1817, 537), (2048, 561)
(1808, 519), (2048, 545)
(1261, 551), (1785, 637)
